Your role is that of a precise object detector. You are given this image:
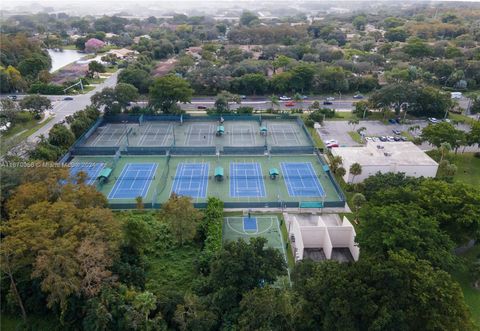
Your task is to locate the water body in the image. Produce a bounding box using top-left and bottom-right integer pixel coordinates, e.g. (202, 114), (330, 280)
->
(48, 49), (84, 72)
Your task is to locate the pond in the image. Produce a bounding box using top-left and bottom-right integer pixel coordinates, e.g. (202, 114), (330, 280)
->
(48, 49), (85, 72)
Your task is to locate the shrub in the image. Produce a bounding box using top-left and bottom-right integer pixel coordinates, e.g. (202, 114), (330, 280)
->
(28, 82), (64, 95)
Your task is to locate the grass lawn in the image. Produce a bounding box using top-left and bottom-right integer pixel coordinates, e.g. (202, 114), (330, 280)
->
(331, 111), (357, 121)
(79, 85), (96, 94)
(306, 126), (325, 148)
(401, 131), (414, 141)
(451, 244), (480, 328)
(0, 116), (54, 155)
(145, 244), (201, 295)
(451, 153), (480, 187)
(449, 113), (478, 125)
(348, 131), (363, 144)
(1, 314), (57, 331)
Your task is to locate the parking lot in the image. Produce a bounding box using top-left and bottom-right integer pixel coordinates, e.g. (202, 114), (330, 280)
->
(317, 120), (475, 150)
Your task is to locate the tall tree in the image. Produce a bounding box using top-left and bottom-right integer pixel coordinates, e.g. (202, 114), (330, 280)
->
(19, 94), (52, 118)
(349, 162), (362, 183)
(357, 204), (456, 270)
(293, 252), (474, 331)
(149, 75), (193, 113)
(204, 237), (287, 317)
(421, 122), (465, 151)
(160, 194), (203, 246)
(1, 167), (120, 318)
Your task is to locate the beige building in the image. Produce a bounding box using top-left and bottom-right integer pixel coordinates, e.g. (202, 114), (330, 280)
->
(285, 213), (359, 263)
(331, 141), (439, 183)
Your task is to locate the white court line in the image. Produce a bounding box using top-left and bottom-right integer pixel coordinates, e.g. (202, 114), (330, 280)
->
(108, 163), (131, 199)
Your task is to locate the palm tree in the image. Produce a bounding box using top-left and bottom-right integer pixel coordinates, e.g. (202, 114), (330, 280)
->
(349, 162), (362, 183)
(348, 119), (360, 131)
(268, 95), (279, 113)
(329, 155), (343, 174)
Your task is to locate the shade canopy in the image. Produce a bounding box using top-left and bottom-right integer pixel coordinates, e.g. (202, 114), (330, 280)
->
(269, 168), (279, 176)
(98, 168), (112, 179)
(215, 167), (224, 177)
(217, 126), (225, 133)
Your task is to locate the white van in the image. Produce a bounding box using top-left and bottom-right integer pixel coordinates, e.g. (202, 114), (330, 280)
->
(451, 92), (462, 99)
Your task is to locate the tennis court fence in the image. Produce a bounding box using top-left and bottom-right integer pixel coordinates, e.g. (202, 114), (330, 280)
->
(123, 146), (170, 155)
(108, 200), (345, 210)
(170, 147), (217, 155)
(223, 146), (266, 155)
(270, 146), (315, 154)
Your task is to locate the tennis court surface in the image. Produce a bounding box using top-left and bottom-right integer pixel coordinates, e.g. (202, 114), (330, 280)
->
(281, 162), (325, 197)
(69, 162), (105, 185)
(229, 162), (266, 198)
(108, 163), (158, 199)
(172, 163), (209, 199)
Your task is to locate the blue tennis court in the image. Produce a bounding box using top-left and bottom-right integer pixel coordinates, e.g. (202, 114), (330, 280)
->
(172, 163), (209, 198)
(281, 162), (325, 197)
(70, 162), (104, 185)
(229, 162), (266, 198)
(243, 217), (257, 232)
(108, 163), (157, 199)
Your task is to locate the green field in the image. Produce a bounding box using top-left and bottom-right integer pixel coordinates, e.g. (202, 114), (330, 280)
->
(451, 153), (480, 187)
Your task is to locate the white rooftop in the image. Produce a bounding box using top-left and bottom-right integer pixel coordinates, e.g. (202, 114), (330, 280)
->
(331, 141), (438, 167)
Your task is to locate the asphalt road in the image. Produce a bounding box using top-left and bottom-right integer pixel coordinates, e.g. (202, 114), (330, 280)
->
(181, 97), (357, 112)
(26, 71), (120, 142)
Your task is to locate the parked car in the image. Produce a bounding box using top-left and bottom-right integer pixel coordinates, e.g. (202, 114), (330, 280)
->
(353, 94), (364, 99)
(326, 143), (339, 148)
(240, 95), (247, 100)
(400, 136), (408, 141)
(197, 105), (207, 110)
(323, 101), (333, 105)
(365, 137), (373, 142)
(379, 136), (388, 142)
(392, 129), (401, 135)
(394, 136), (402, 141)
(8, 95), (17, 101)
(325, 139), (338, 145)
(285, 101), (295, 107)
(301, 95), (309, 100)
(63, 96), (74, 101)
(372, 137), (379, 142)
(428, 117), (439, 123)
(279, 96), (291, 101)
(388, 119), (397, 124)
(325, 97), (335, 101)
(387, 136), (395, 142)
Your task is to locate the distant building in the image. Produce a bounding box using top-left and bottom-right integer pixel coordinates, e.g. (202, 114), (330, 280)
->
(84, 38), (105, 53)
(133, 35), (152, 44)
(107, 48), (138, 60)
(331, 141), (439, 183)
(286, 213), (359, 263)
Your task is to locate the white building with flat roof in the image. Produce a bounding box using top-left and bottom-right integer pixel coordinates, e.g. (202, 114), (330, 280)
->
(285, 213), (359, 263)
(331, 141), (438, 183)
